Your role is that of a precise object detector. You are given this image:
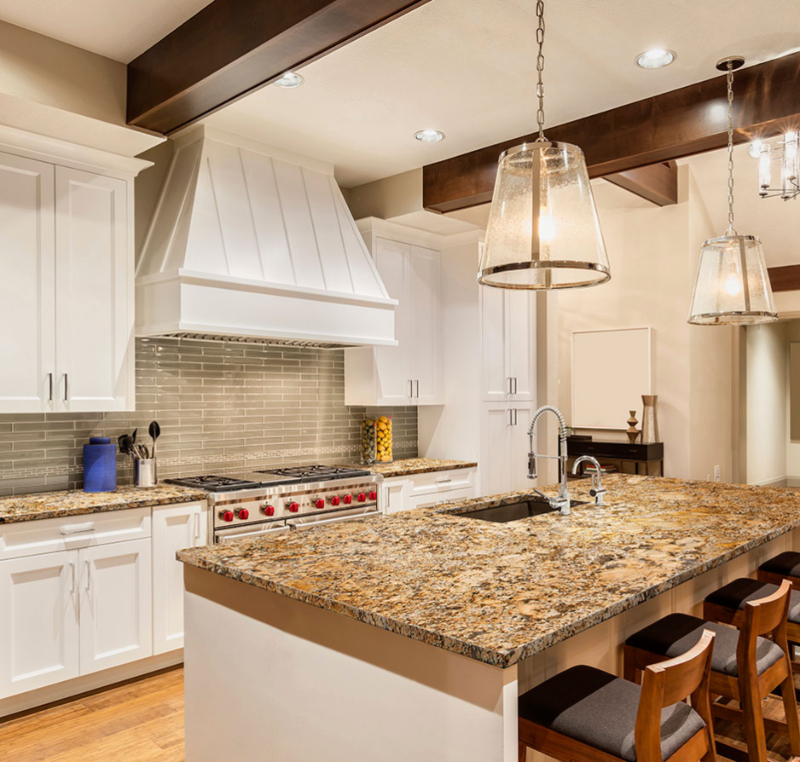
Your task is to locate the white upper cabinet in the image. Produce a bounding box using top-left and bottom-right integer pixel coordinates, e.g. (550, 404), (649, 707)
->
(345, 225), (443, 406)
(0, 152), (135, 413)
(480, 284), (536, 403)
(0, 155), (55, 412)
(56, 168), (132, 412)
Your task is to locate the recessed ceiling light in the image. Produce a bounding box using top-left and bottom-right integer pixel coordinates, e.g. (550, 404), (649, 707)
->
(275, 71), (304, 88)
(635, 49), (676, 69)
(415, 129), (445, 143)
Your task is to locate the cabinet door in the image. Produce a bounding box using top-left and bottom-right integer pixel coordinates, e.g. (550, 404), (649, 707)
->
(480, 283), (509, 402)
(480, 405), (512, 496)
(373, 239), (412, 404)
(505, 290), (536, 402)
(152, 502), (207, 655)
(79, 538), (152, 675)
(55, 167), (132, 412)
(0, 154), (55, 412)
(0, 551), (79, 698)
(409, 245), (442, 404)
(509, 406), (535, 491)
(381, 477), (411, 514)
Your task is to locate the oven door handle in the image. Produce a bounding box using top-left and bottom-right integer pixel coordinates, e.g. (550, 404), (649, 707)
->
(288, 510), (379, 531)
(215, 523), (289, 542)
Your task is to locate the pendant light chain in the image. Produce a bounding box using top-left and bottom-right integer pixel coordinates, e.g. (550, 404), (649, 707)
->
(725, 62), (736, 235)
(535, 0), (546, 141)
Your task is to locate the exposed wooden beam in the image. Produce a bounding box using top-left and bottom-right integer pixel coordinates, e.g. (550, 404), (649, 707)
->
(604, 161), (678, 207)
(423, 51), (800, 213)
(768, 265), (800, 293)
(128, 0), (432, 135)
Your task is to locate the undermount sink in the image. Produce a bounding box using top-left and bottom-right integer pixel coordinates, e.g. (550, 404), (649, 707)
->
(452, 498), (587, 524)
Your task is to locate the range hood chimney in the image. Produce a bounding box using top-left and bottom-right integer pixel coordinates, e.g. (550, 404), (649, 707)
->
(136, 126), (396, 348)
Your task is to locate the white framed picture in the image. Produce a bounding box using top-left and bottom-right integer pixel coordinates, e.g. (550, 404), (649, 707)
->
(571, 327), (653, 430)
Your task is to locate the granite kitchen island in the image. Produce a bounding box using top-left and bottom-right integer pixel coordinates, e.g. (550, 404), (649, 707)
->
(178, 475), (800, 762)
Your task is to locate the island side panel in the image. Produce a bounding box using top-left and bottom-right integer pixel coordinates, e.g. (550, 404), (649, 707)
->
(183, 565), (519, 762)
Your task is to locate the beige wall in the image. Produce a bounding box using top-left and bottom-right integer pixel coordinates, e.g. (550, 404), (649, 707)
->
(0, 20), (126, 125)
(745, 321), (788, 485)
(557, 166), (735, 481)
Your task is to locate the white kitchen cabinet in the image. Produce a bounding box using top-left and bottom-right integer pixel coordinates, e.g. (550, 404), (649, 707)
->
(480, 279), (536, 403)
(55, 168), (133, 412)
(0, 154), (56, 412)
(152, 501), (207, 654)
(0, 551), (80, 698)
(345, 225), (443, 406)
(0, 151), (135, 413)
(79, 538), (152, 675)
(380, 468), (477, 514)
(481, 404), (534, 495)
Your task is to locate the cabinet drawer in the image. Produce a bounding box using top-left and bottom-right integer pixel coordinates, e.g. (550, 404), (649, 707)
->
(0, 508), (151, 561)
(410, 487), (475, 511)
(408, 468), (476, 498)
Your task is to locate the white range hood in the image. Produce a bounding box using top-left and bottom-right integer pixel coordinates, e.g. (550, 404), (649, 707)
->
(136, 126), (396, 347)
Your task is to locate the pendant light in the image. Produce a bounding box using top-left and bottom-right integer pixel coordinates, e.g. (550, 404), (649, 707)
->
(478, 0), (610, 290)
(688, 57), (778, 325)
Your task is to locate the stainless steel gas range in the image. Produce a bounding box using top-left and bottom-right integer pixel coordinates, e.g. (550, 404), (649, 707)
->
(167, 465), (382, 543)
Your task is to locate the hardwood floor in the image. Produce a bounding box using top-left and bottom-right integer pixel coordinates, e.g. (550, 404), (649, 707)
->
(0, 665), (795, 762)
(0, 667), (184, 762)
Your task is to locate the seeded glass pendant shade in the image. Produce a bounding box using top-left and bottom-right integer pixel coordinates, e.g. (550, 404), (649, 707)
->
(688, 235), (777, 324)
(478, 141), (610, 289)
(477, 0), (610, 290)
(688, 56), (778, 326)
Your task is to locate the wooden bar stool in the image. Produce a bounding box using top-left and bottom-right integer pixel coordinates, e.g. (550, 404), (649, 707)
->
(518, 631), (716, 762)
(758, 552), (800, 591)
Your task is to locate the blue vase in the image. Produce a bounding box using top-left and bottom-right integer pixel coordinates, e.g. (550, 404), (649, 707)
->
(83, 437), (117, 493)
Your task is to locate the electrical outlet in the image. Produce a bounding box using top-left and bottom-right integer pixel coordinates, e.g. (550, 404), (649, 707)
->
(714, 465), (721, 482)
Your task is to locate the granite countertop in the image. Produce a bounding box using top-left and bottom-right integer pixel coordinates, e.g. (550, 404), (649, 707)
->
(0, 484), (208, 524)
(354, 458), (477, 477)
(177, 475), (800, 668)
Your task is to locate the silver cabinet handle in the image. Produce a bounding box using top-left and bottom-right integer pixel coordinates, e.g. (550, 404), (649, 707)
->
(415, 380), (420, 398)
(85, 559), (92, 593)
(69, 562), (76, 595)
(64, 373), (69, 402)
(194, 512), (200, 544)
(61, 525), (95, 536)
(48, 373), (53, 402)
(513, 377), (518, 395)
(508, 409), (513, 426)
(508, 377), (512, 395)
(514, 409), (518, 426)
(409, 379), (413, 398)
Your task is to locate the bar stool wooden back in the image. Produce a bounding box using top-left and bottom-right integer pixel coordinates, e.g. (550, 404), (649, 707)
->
(518, 630), (716, 762)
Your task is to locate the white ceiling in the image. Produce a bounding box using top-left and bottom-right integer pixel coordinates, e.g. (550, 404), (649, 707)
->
(203, 0), (800, 187)
(0, 0), (212, 62)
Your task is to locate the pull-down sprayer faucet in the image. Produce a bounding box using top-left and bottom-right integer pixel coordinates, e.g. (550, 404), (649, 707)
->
(527, 405), (571, 515)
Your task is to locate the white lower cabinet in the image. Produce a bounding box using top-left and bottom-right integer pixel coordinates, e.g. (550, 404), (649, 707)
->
(0, 500), (207, 701)
(381, 468), (477, 514)
(0, 551), (80, 697)
(79, 538), (152, 675)
(481, 404), (534, 495)
(152, 502), (207, 654)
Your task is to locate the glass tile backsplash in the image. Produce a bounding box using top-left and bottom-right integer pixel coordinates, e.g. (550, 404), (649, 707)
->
(0, 338), (418, 495)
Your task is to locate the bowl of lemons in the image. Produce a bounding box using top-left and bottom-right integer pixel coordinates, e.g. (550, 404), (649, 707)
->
(361, 415), (393, 464)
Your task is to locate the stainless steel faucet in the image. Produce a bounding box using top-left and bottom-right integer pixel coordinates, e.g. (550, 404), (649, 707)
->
(572, 456), (607, 506)
(527, 405), (571, 515)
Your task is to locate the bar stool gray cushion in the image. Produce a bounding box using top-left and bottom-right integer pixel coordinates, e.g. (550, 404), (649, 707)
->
(705, 577), (800, 624)
(625, 613), (782, 677)
(759, 552), (800, 579)
(518, 665), (705, 762)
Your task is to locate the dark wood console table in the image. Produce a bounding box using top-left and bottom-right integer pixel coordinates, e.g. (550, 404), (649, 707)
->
(567, 439), (664, 477)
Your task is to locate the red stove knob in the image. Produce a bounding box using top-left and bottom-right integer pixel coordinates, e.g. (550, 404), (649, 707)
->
(288, 502), (299, 513)
(237, 508), (249, 520)
(343, 494), (353, 505)
(329, 495), (341, 506)
(315, 499), (325, 509)
(368, 490), (378, 501)
(263, 504), (275, 517)
(357, 492), (367, 503)
(220, 510), (234, 523)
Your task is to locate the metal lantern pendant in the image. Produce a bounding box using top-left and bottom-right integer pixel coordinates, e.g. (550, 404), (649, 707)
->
(478, 0), (610, 290)
(688, 57), (778, 325)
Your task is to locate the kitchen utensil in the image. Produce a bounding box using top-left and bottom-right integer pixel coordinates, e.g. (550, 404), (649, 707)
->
(118, 433), (134, 456)
(149, 420), (161, 458)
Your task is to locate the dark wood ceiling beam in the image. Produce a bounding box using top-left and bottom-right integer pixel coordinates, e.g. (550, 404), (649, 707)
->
(767, 265), (800, 293)
(604, 161), (678, 206)
(128, 0), (432, 135)
(423, 51), (800, 213)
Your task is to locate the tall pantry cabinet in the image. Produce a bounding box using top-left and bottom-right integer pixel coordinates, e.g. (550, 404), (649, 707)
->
(0, 138), (140, 413)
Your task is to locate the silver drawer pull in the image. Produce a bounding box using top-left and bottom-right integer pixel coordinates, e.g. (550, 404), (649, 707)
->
(436, 477), (452, 484)
(61, 525), (96, 536)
